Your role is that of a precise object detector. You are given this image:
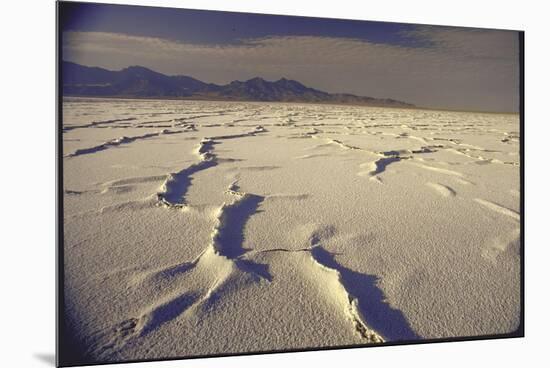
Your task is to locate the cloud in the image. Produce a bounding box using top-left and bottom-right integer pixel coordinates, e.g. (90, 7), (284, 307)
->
(62, 27), (519, 112)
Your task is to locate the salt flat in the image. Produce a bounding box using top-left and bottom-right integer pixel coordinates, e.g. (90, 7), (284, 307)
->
(62, 97), (520, 363)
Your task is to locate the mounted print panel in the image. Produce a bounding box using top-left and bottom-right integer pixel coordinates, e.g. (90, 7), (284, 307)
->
(57, 1), (523, 366)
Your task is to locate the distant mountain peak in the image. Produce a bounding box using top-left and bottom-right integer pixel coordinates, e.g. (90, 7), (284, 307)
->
(246, 77), (267, 83)
(121, 65), (163, 76)
(62, 61), (415, 108)
(274, 78), (308, 89)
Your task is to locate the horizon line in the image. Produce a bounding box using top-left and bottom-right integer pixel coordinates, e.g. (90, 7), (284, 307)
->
(61, 60), (519, 114)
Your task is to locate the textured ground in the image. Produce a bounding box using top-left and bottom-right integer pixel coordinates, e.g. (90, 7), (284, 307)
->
(62, 97), (521, 364)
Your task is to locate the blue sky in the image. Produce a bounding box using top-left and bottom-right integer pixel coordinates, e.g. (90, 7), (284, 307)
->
(60, 2), (520, 112)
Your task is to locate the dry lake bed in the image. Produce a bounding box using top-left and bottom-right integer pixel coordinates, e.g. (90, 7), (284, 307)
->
(62, 97), (520, 362)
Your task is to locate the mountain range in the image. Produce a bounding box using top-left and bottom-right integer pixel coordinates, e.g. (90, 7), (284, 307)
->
(62, 61), (414, 108)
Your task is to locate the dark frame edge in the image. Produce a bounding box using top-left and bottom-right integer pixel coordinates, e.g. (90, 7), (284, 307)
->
(518, 30), (525, 338)
(56, 1), (63, 367)
(56, 332), (524, 368)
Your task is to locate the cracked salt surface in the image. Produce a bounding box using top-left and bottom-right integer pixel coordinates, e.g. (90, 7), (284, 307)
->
(62, 97), (521, 364)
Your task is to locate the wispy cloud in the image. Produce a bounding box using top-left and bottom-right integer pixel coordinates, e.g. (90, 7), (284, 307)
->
(63, 27), (519, 112)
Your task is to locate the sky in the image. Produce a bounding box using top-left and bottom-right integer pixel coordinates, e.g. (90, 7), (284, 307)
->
(59, 2), (521, 112)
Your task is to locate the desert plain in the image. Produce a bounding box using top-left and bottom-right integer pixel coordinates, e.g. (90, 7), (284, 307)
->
(61, 97), (520, 362)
